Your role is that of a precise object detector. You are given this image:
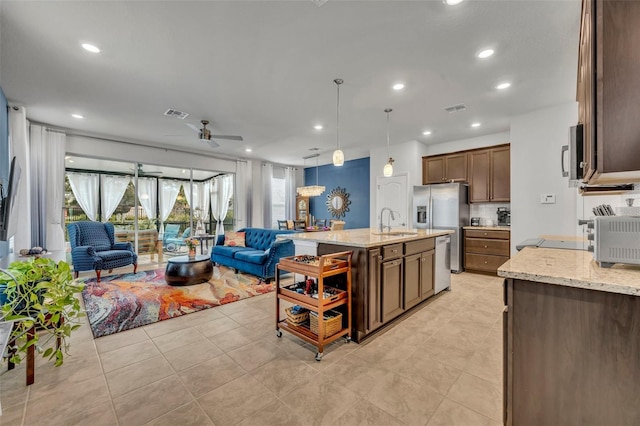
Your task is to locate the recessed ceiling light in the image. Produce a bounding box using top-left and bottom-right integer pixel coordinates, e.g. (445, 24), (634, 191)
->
(68, 159), (75, 163)
(422, 130), (432, 136)
(496, 82), (511, 90)
(71, 113), (84, 119)
(181, 169), (186, 174)
(65, 156), (71, 160)
(471, 122), (481, 128)
(444, 0), (464, 5)
(81, 43), (101, 53)
(392, 83), (405, 91)
(477, 49), (495, 59)
(314, 124), (323, 130)
(245, 148), (253, 152)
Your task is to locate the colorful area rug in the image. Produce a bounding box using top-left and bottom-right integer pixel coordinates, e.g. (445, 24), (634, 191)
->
(81, 266), (273, 338)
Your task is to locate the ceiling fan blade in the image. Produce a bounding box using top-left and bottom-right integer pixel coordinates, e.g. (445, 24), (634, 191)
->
(185, 123), (200, 133)
(206, 139), (220, 149)
(211, 135), (244, 141)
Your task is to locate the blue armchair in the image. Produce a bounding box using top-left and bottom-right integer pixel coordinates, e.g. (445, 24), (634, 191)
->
(67, 221), (138, 282)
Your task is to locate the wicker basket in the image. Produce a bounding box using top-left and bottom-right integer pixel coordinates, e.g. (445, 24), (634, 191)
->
(309, 310), (343, 338)
(285, 306), (309, 326)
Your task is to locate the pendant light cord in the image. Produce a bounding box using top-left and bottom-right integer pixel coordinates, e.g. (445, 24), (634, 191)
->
(336, 81), (341, 151)
(385, 108), (392, 159)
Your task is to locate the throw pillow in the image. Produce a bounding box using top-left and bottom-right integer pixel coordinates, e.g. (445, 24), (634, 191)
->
(224, 231), (246, 247)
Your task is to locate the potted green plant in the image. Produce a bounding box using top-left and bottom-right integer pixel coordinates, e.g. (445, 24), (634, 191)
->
(0, 257), (84, 366)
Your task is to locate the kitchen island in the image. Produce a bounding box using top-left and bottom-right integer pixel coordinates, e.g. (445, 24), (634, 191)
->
(498, 247), (640, 425)
(281, 228), (453, 342)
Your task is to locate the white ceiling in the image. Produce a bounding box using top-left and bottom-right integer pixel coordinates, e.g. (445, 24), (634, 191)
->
(0, 0), (581, 167)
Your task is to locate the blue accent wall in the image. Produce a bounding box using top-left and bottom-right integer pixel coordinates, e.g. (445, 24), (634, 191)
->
(304, 157), (370, 229)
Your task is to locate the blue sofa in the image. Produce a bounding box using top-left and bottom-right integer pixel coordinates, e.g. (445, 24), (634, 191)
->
(211, 228), (298, 281)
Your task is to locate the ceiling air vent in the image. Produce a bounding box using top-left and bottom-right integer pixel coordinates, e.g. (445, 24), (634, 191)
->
(444, 103), (467, 113)
(164, 109), (189, 119)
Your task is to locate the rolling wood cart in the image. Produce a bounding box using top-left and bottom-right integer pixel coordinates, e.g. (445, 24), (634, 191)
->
(275, 251), (352, 361)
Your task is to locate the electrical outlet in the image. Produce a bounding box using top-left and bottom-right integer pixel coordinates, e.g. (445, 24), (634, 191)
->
(540, 194), (556, 204)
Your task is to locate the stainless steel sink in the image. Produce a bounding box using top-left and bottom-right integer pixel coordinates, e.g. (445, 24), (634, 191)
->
(371, 231), (418, 236)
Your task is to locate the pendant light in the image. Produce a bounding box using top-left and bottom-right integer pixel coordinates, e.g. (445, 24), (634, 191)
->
(383, 108), (395, 177)
(332, 78), (344, 166)
(296, 154), (325, 197)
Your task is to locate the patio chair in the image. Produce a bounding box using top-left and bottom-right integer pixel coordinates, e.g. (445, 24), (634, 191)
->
(164, 227), (191, 252)
(67, 221), (138, 282)
(162, 224), (181, 248)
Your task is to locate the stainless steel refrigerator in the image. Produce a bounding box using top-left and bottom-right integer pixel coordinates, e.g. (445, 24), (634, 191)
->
(412, 183), (469, 273)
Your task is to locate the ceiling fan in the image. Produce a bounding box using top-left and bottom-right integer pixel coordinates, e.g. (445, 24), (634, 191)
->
(131, 164), (162, 175)
(186, 120), (243, 149)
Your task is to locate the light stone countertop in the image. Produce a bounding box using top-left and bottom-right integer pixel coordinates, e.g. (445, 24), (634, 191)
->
(278, 228), (453, 248)
(498, 247), (640, 296)
(462, 226), (511, 231)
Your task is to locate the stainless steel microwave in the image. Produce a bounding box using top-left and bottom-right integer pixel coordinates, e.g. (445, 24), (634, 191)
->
(561, 124), (584, 186)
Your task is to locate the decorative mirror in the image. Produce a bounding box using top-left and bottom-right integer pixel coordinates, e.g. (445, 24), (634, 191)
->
(326, 186), (351, 218)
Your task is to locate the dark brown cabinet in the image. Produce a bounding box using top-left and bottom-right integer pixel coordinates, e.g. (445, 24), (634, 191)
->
(464, 229), (510, 274)
(422, 153), (468, 184)
(404, 254), (422, 310)
(578, 0), (640, 184)
(468, 145), (510, 203)
(381, 258), (403, 323)
(504, 278), (640, 425)
(367, 248), (383, 333)
(319, 237), (436, 342)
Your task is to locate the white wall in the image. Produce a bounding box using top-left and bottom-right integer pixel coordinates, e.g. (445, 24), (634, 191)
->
(424, 132), (510, 156)
(510, 101), (579, 253)
(369, 140), (425, 227)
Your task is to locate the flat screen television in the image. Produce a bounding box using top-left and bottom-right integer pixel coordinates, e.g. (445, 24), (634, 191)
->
(0, 156), (21, 241)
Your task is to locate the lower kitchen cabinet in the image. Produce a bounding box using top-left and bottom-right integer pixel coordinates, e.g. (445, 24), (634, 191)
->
(405, 250), (435, 310)
(464, 228), (510, 274)
(381, 257), (403, 323)
(318, 236), (439, 342)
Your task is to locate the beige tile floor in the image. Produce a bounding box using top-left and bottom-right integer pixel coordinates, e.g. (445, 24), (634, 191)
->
(0, 271), (503, 426)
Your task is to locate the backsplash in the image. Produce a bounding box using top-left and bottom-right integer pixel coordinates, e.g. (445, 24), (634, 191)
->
(470, 203), (510, 226)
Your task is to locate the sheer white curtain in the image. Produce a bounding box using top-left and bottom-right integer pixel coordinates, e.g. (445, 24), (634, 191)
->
(137, 177), (157, 220)
(183, 181), (211, 218)
(159, 179), (181, 232)
(100, 175), (130, 222)
(284, 166), (296, 222)
(235, 161), (250, 229)
(184, 181), (211, 234)
(8, 106), (30, 251)
(261, 163), (273, 229)
(67, 172), (100, 221)
(29, 125), (66, 251)
(211, 174), (234, 236)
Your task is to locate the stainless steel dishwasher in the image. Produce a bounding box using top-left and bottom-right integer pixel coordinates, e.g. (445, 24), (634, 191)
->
(435, 235), (451, 294)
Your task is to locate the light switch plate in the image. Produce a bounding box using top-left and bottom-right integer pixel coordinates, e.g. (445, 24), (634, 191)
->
(540, 193), (556, 204)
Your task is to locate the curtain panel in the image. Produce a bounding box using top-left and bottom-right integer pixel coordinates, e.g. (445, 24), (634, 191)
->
(137, 177), (158, 220)
(261, 163), (273, 229)
(67, 172), (100, 221)
(158, 179), (181, 232)
(100, 175), (130, 221)
(8, 106), (31, 251)
(29, 124), (66, 251)
(211, 174), (233, 237)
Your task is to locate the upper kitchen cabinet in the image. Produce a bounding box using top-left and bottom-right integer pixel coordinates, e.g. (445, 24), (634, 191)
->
(422, 153), (468, 184)
(578, 0), (640, 184)
(468, 145), (510, 203)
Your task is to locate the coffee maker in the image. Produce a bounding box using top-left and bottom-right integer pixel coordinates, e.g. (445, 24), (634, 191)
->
(497, 207), (510, 226)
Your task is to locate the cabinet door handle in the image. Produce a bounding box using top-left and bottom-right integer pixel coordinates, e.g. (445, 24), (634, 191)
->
(392, 249), (397, 253)
(484, 245), (488, 248)
(378, 255), (383, 261)
(484, 232), (488, 236)
(484, 261), (488, 264)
